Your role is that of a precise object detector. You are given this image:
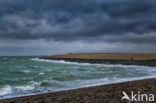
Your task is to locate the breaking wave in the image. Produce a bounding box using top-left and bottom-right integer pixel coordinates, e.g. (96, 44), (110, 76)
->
(0, 57), (156, 99)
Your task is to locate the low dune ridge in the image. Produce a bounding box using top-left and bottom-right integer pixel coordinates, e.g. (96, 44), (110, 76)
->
(47, 53), (156, 60)
(42, 53), (156, 66)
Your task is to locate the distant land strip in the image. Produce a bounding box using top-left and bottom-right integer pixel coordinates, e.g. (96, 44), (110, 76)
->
(42, 53), (156, 66)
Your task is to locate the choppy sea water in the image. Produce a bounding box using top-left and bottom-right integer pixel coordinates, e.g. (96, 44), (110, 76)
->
(0, 56), (156, 99)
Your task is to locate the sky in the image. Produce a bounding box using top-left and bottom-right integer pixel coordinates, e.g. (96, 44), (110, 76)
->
(0, 0), (156, 56)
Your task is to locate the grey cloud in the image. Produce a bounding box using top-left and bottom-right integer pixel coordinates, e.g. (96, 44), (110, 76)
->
(0, 0), (156, 42)
(0, 0), (156, 55)
(0, 39), (156, 56)
(98, 33), (156, 43)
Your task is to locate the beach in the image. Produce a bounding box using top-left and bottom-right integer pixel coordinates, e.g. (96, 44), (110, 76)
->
(0, 54), (156, 103)
(1, 78), (156, 103)
(1, 0), (156, 102)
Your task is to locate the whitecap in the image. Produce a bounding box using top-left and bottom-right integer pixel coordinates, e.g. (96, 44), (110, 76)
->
(31, 58), (91, 65)
(14, 84), (35, 91)
(22, 70), (31, 73)
(39, 72), (44, 75)
(3, 57), (8, 60)
(0, 85), (12, 96)
(31, 58), (155, 69)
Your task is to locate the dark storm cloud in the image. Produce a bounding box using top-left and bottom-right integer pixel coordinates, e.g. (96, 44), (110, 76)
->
(0, 0), (156, 43)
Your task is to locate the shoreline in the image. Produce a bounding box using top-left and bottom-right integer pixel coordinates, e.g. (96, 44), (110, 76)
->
(42, 58), (156, 67)
(41, 53), (156, 67)
(1, 78), (156, 103)
(1, 54), (156, 103)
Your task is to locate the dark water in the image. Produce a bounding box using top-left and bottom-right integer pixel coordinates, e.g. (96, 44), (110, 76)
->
(0, 56), (156, 99)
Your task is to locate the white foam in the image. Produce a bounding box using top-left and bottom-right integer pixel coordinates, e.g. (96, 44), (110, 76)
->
(32, 58), (92, 66)
(0, 58), (155, 99)
(31, 58), (156, 76)
(22, 70), (31, 73)
(14, 84), (35, 91)
(1, 75), (156, 99)
(39, 72), (44, 75)
(0, 85), (12, 96)
(3, 57), (8, 60)
(60, 75), (156, 90)
(32, 58), (155, 68)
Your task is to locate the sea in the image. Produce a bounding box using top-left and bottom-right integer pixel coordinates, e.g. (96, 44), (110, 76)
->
(0, 56), (156, 99)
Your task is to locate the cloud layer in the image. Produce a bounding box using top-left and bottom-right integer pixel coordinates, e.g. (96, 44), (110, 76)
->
(0, 0), (156, 55)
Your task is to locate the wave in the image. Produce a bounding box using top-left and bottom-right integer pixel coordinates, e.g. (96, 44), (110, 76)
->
(1, 75), (156, 99)
(31, 58), (92, 65)
(0, 57), (155, 99)
(31, 58), (156, 70)
(22, 70), (31, 73)
(0, 85), (12, 97)
(31, 58), (156, 77)
(14, 84), (36, 91)
(58, 75), (156, 90)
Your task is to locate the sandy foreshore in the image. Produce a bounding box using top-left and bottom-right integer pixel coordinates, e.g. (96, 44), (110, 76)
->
(42, 53), (156, 66)
(1, 78), (156, 103)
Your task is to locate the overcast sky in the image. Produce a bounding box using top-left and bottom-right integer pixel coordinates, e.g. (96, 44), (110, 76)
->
(0, 0), (156, 56)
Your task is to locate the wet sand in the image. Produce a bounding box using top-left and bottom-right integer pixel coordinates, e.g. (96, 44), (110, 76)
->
(0, 78), (156, 103)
